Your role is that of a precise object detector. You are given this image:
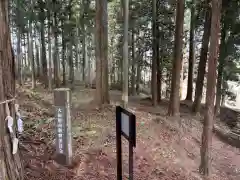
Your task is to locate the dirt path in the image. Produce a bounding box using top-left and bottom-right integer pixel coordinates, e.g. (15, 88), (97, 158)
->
(18, 85), (240, 180)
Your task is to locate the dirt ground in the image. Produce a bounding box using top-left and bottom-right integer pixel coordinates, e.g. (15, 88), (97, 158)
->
(17, 83), (240, 180)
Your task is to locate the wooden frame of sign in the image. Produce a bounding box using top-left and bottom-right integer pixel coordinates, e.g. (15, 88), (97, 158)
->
(116, 106), (136, 180)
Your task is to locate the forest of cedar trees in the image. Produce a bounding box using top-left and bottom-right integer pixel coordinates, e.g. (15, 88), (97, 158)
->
(1, 0), (240, 180)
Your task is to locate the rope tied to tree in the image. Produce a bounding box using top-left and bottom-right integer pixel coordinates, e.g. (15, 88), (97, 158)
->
(0, 97), (16, 105)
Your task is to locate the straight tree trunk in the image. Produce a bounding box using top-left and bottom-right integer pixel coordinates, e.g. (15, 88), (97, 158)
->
(62, 33), (66, 86)
(16, 0), (22, 85)
(35, 41), (40, 78)
(38, 32), (43, 77)
(67, 1), (74, 86)
(53, 1), (60, 88)
(192, 0), (212, 113)
(87, 41), (91, 87)
(131, 30), (136, 95)
(186, 0), (196, 101)
(199, 0), (222, 177)
(136, 51), (141, 95)
(156, 10), (161, 103)
(117, 36), (123, 84)
(215, 23), (227, 114)
(0, 0), (24, 178)
(110, 37), (115, 85)
(168, 0), (185, 116)
(95, 0), (109, 106)
(39, 0), (48, 87)
(17, 27), (22, 86)
(151, 0), (157, 106)
(102, 0), (109, 104)
(29, 0), (35, 89)
(23, 35), (27, 70)
(81, 20), (86, 83)
(75, 27), (80, 70)
(47, 10), (52, 90)
(68, 43), (74, 85)
(29, 22), (36, 89)
(122, 0), (129, 108)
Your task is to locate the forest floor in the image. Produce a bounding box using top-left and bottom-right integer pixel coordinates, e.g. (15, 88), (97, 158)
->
(17, 82), (240, 180)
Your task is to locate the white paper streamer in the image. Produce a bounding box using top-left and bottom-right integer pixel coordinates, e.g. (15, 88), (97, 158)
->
(6, 116), (13, 133)
(17, 118), (23, 133)
(12, 138), (19, 154)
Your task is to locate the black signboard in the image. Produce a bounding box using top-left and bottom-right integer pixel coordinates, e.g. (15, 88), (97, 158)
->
(116, 106), (136, 180)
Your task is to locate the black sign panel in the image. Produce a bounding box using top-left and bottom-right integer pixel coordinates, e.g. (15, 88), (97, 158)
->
(116, 106), (136, 180)
(116, 106), (136, 147)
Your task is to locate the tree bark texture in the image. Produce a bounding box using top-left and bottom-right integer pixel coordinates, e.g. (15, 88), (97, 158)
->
(131, 30), (136, 96)
(157, 22), (162, 103)
(192, 0), (212, 113)
(168, 0), (185, 116)
(29, 22), (36, 89)
(199, 0), (222, 177)
(47, 10), (52, 90)
(122, 0), (129, 108)
(151, 0), (157, 106)
(186, 0), (196, 101)
(39, 0), (48, 87)
(215, 22), (227, 114)
(0, 0), (24, 179)
(95, 0), (109, 106)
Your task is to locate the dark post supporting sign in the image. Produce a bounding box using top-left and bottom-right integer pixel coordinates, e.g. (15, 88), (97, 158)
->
(116, 106), (136, 180)
(54, 88), (72, 166)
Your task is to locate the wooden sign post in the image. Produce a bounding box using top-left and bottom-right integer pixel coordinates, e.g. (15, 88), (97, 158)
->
(54, 88), (72, 166)
(116, 106), (136, 180)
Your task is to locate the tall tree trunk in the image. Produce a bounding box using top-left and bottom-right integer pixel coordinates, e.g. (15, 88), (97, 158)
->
(186, 0), (196, 101)
(76, 37), (81, 70)
(67, 0), (74, 86)
(136, 51), (141, 95)
(117, 36), (123, 84)
(81, 20), (86, 83)
(27, 31), (30, 73)
(192, 0), (212, 113)
(17, 27), (22, 86)
(95, 0), (109, 106)
(152, 0), (157, 106)
(16, 0), (22, 86)
(215, 23), (227, 114)
(101, 0), (109, 104)
(53, 2), (60, 88)
(110, 36), (114, 85)
(168, 0), (185, 116)
(166, 70), (171, 99)
(0, 0), (24, 178)
(29, 22), (36, 88)
(131, 30), (136, 96)
(156, 7), (161, 103)
(68, 43), (74, 85)
(35, 41), (40, 79)
(23, 35), (27, 71)
(38, 32), (43, 77)
(62, 32), (66, 86)
(39, 0), (48, 87)
(122, 0), (129, 108)
(29, 0), (35, 89)
(199, 0), (222, 176)
(47, 10), (52, 90)
(87, 41), (91, 87)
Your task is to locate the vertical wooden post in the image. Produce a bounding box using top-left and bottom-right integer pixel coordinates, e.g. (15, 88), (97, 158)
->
(116, 106), (122, 180)
(54, 88), (72, 165)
